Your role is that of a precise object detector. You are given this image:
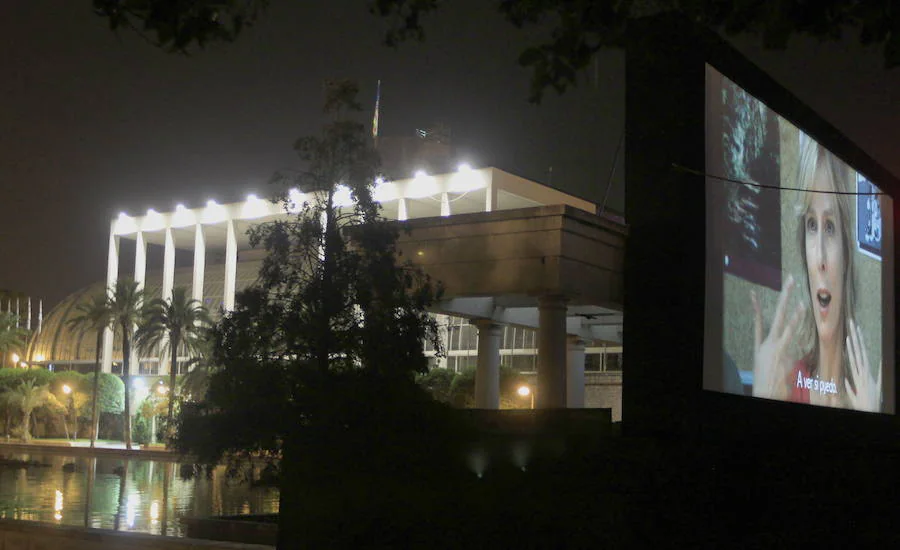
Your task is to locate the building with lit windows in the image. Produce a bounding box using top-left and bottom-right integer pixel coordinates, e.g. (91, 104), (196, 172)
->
(25, 166), (626, 418)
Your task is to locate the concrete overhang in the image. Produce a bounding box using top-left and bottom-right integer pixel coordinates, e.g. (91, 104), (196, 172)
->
(396, 204), (628, 342)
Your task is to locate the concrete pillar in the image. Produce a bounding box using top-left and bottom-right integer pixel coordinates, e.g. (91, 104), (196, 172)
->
(435, 314), (449, 370)
(440, 192), (451, 217)
(224, 219), (237, 312)
(161, 227), (176, 375)
(101, 226), (119, 374)
(132, 231), (147, 373)
(537, 295), (568, 409)
(485, 181), (498, 212)
(567, 336), (586, 408)
(397, 198), (408, 221)
(162, 228), (175, 303)
(192, 224), (205, 304)
(473, 320), (502, 409)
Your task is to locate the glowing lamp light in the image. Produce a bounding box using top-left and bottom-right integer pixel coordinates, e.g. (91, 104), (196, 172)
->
(150, 501), (160, 523)
(373, 180), (398, 203)
(201, 199), (228, 224)
(449, 163), (485, 193)
(113, 212), (138, 235)
(157, 383), (169, 395)
(35, 354), (45, 362)
(142, 208), (166, 232)
(333, 185), (354, 207)
(126, 494), (138, 528)
(517, 386), (531, 397)
(170, 203), (196, 228)
(287, 188), (305, 213)
(240, 193), (270, 219)
(406, 170), (438, 199)
(62, 384), (71, 395)
(54, 489), (63, 521)
(10, 353), (19, 364)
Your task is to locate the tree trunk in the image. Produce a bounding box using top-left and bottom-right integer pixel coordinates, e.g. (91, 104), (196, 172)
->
(90, 330), (102, 449)
(23, 410), (31, 441)
(122, 324), (132, 450)
(167, 329), (179, 434)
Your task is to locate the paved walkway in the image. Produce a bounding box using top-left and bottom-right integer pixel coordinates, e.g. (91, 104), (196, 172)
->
(0, 439), (190, 461)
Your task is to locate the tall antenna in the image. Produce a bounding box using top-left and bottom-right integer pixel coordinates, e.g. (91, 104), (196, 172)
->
(372, 79), (381, 149)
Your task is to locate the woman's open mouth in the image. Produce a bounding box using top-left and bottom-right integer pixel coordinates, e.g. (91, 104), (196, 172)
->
(817, 289), (832, 311)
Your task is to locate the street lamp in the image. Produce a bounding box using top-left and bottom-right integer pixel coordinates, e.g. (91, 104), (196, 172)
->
(517, 385), (534, 409)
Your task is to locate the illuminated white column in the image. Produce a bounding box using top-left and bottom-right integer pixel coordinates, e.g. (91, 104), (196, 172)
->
(567, 337), (586, 408)
(102, 227), (120, 374)
(397, 198), (408, 221)
(131, 231), (147, 373)
(134, 232), (147, 289)
(537, 295), (568, 409)
(473, 320), (502, 409)
(440, 192), (451, 217)
(26, 297), (31, 331)
(192, 224), (206, 304)
(485, 181), (498, 212)
(162, 227), (175, 303)
(224, 219), (237, 312)
(161, 227), (176, 375)
(435, 314), (448, 370)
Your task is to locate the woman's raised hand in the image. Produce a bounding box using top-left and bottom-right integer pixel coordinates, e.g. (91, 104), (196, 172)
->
(752, 275), (804, 400)
(845, 318), (882, 412)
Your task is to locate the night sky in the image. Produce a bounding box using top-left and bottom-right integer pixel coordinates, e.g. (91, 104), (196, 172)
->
(2, 1), (899, 310)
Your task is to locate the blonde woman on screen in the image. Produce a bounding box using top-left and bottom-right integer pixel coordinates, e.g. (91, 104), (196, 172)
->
(751, 136), (881, 412)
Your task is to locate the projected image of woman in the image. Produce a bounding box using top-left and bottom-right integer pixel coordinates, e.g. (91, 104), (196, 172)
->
(751, 137), (882, 411)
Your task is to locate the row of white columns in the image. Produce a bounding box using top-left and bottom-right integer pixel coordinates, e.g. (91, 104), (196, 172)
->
(392, 184), (499, 221)
(472, 295), (585, 409)
(101, 219), (238, 374)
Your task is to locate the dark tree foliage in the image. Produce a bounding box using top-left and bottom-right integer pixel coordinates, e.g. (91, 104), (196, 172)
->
(94, 1), (899, 101)
(92, 0), (269, 53)
(174, 81), (444, 469)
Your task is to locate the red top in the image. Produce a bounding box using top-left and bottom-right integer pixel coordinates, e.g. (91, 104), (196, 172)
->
(790, 360), (811, 404)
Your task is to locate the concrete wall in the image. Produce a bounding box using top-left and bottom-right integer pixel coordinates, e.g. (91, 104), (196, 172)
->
(0, 520), (273, 550)
(398, 204), (626, 308)
(585, 372), (623, 421)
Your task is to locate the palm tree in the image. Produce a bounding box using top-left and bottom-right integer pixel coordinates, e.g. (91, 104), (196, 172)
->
(67, 295), (112, 448)
(107, 279), (145, 450)
(0, 391), (19, 436)
(136, 287), (211, 432)
(14, 379), (50, 441)
(0, 312), (29, 369)
(179, 336), (218, 403)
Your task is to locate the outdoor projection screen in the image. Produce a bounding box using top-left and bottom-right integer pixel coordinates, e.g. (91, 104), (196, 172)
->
(704, 65), (895, 414)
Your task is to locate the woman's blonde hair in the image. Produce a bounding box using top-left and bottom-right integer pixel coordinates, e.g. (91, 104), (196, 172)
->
(795, 135), (856, 378)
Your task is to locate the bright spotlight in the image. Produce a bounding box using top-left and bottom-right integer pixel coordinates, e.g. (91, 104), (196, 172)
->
(457, 162), (472, 173)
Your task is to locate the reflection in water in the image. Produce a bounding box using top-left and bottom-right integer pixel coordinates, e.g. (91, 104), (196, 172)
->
(0, 452), (279, 537)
